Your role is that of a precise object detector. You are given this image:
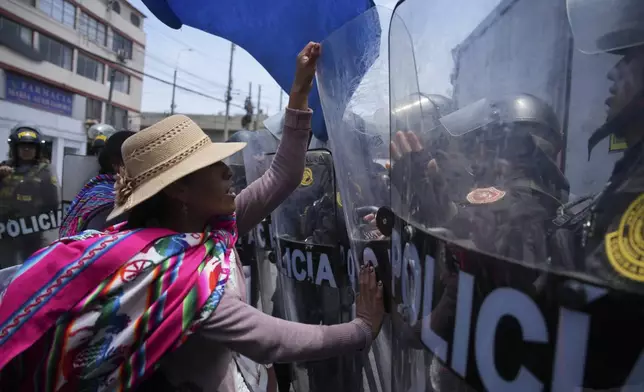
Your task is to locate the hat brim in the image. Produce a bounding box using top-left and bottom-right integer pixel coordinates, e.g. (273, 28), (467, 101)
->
(107, 142), (247, 222)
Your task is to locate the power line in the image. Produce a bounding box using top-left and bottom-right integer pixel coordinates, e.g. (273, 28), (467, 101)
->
(97, 53), (246, 109)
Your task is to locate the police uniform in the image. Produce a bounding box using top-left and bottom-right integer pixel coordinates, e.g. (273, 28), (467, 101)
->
(0, 126), (59, 268)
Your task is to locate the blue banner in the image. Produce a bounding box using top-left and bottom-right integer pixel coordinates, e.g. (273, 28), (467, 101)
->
(5, 72), (74, 116)
(140, 0), (379, 141)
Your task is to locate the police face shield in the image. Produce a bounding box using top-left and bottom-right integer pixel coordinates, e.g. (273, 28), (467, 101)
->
(316, 6), (393, 392)
(0, 136), (61, 271)
(385, 0), (644, 390)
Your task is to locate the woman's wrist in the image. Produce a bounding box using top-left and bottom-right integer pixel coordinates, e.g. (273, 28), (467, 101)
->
(287, 90), (309, 111)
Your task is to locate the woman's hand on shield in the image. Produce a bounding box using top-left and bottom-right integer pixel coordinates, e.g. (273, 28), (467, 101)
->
(356, 264), (385, 339)
(289, 42), (321, 111)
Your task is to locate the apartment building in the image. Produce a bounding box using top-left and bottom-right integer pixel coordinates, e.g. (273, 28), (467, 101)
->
(0, 0), (146, 181)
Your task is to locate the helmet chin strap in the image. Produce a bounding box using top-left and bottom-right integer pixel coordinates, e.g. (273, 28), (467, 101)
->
(587, 91), (644, 159)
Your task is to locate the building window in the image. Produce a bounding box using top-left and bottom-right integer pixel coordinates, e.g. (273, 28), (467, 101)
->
(110, 1), (121, 14)
(39, 0), (76, 28)
(86, 97), (103, 121)
(79, 12), (107, 46)
(77, 52), (104, 82)
(0, 17), (33, 46)
(39, 34), (73, 70)
(112, 31), (133, 59)
(130, 13), (141, 27)
(109, 105), (128, 130)
(111, 69), (130, 94)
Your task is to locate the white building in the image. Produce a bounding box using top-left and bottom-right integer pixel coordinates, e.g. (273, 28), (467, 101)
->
(0, 0), (146, 181)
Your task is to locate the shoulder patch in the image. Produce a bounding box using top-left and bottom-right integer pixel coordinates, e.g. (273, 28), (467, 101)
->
(605, 193), (644, 282)
(300, 167), (313, 187)
(466, 187), (506, 205)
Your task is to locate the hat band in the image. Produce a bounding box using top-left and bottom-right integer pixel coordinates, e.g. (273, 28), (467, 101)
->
(115, 136), (210, 206)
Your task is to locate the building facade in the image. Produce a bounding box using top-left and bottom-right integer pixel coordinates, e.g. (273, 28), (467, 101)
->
(0, 0), (146, 181)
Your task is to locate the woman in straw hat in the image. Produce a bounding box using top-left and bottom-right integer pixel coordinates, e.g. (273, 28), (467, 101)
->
(0, 42), (384, 392)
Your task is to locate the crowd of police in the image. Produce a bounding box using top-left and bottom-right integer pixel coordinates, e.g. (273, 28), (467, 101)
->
(0, 0), (643, 390)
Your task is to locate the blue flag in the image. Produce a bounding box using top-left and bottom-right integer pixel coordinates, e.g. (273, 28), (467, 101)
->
(140, 0), (380, 141)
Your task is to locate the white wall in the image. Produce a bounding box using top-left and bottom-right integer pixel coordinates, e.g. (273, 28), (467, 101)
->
(0, 100), (86, 182)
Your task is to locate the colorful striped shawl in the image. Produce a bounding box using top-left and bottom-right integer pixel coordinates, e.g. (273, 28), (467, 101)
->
(59, 174), (116, 238)
(0, 216), (238, 391)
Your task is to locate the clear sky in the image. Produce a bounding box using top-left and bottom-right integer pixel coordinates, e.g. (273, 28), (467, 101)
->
(130, 0), (500, 117)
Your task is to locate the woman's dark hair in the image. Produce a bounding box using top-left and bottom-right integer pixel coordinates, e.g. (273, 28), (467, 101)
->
(98, 131), (136, 174)
(123, 192), (168, 230)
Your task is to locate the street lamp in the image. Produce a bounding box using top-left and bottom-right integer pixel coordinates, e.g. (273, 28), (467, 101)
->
(170, 48), (192, 115)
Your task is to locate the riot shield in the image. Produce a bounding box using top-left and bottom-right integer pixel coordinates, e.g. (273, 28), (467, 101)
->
(270, 148), (358, 392)
(62, 154), (100, 207)
(224, 140), (260, 308)
(385, 0), (644, 390)
(316, 6), (393, 392)
(238, 129), (280, 314)
(0, 160), (62, 269)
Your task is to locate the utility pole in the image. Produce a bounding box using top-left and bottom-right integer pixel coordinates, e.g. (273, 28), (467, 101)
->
(279, 89), (283, 111)
(170, 69), (177, 115)
(223, 42), (235, 141)
(106, 68), (116, 125)
(106, 50), (126, 127)
(254, 85), (262, 130)
(171, 48), (191, 115)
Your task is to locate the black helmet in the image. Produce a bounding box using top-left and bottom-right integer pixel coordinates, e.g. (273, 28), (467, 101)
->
(567, 0), (644, 55)
(9, 124), (43, 146)
(440, 93), (562, 162)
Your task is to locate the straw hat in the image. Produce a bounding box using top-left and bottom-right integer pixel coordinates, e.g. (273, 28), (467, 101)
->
(107, 115), (246, 221)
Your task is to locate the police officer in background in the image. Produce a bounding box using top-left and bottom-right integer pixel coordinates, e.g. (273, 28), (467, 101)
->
(0, 124), (59, 268)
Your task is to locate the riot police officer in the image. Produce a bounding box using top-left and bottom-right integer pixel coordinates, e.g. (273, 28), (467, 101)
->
(0, 124), (59, 268)
(558, 2), (644, 388)
(87, 123), (116, 156)
(566, 0), (644, 293)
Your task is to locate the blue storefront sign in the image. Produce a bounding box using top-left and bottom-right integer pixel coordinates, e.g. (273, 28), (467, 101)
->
(5, 72), (74, 116)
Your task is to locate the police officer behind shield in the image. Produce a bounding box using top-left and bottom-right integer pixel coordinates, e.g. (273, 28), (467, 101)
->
(390, 93), (570, 391)
(0, 125), (59, 268)
(566, 0), (644, 294)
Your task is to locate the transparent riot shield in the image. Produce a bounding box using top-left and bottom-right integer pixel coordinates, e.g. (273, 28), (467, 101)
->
(239, 129), (280, 314)
(317, 6), (392, 392)
(270, 148), (357, 392)
(0, 159), (62, 270)
(62, 154), (100, 208)
(224, 142), (260, 308)
(384, 0), (644, 390)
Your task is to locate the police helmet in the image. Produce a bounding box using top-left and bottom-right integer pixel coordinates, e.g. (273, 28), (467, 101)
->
(567, 0), (644, 55)
(440, 94), (562, 162)
(9, 124), (43, 147)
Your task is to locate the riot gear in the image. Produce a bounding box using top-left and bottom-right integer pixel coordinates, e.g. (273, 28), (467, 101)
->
(0, 124), (60, 268)
(87, 123), (116, 156)
(376, 0), (644, 389)
(225, 130), (261, 307)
